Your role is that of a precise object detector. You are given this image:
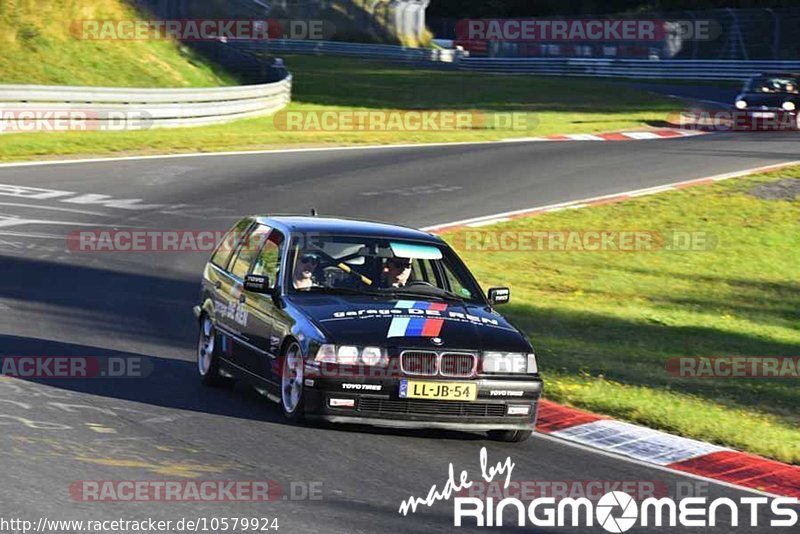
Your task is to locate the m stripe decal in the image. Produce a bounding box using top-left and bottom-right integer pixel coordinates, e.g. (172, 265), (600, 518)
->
(387, 317), (410, 338)
(421, 318), (444, 336)
(394, 300), (448, 311)
(387, 317), (444, 338)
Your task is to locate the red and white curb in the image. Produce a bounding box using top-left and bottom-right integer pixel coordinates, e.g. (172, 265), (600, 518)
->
(0, 128), (710, 169)
(422, 160), (800, 499)
(537, 401), (800, 498)
(501, 127), (706, 143)
(422, 160), (800, 234)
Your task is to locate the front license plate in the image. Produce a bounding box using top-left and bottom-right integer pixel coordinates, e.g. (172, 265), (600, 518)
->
(399, 380), (477, 401)
(751, 112), (776, 118)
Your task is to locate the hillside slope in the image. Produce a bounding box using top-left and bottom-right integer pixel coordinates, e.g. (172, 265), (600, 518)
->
(0, 0), (234, 87)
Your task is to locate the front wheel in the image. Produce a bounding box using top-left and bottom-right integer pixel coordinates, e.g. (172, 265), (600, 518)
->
(197, 314), (227, 386)
(281, 342), (305, 422)
(488, 429), (533, 443)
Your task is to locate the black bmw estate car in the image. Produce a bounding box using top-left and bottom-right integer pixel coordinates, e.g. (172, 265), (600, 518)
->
(194, 216), (543, 442)
(734, 72), (800, 129)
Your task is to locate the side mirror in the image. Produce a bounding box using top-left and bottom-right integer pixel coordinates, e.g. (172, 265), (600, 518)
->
(244, 274), (272, 294)
(487, 287), (510, 305)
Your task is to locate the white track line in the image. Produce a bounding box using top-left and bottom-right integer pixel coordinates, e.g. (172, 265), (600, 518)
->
(421, 159), (800, 232)
(0, 138), (562, 170)
(0, 129), (703, 170)
(0, 202), (109, 216)
(465, 217), (511, 227)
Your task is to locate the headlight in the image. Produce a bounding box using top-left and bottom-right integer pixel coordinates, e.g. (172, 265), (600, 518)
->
(314, 344), (387, 366)
(337, 346), (359, 365)
(315, 344), (337, 363)
(482, 352), (528, 374)
(782, 101), (796, 111)
(735, 99), (747, 109)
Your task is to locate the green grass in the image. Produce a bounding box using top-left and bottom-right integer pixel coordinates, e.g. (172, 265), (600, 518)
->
(0, 0), (232, 87)
(442, 168), (800, 464)
(0, 54), (679, 162)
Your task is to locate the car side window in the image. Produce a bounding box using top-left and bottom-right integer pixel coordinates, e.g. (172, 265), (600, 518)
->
(211, 219), (252, 271)
(251, 230), (284, 288)
(413, 258), (432, 284)
(229, 225), (271, 280)
(440, 261), (474, 299)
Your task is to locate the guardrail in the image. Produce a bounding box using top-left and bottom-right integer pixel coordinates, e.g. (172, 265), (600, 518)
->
(230, 39), (462, 65)
(455, 58), (800, 80)
(231, 39), (800, 80)
(0, 75), (292, 132)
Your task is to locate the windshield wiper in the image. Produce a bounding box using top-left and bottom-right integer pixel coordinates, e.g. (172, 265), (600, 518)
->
(386, 288), (466, 303)
(303, 286), (388, 297)
(302, 285), (467, 303)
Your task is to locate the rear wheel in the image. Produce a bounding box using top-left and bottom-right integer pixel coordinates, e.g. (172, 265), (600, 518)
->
(488, 429), (533, 443)
(281, 342), (305, 422)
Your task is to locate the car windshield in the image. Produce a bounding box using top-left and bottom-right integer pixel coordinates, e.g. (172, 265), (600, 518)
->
(744, 76), (799, 94)
(286, 234), (485, 304)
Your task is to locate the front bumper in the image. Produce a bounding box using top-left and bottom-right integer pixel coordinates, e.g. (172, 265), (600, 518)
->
(303, 372), (543, 431)
(738, 109), (798, 130)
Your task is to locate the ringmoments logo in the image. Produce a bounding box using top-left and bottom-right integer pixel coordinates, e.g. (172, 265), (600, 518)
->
(397, 447), (799, 530)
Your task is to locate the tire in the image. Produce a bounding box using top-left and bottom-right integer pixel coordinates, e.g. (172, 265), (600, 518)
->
(280, 342), (306, 422)
(197, 314), (227, 386)
(488, 429), (533, 443)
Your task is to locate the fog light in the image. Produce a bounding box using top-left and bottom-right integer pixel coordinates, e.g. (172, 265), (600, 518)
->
(735, 99), (747, 109)
(507, 405), (531, 416)
(360, 346), (387, 366)
(782, 101), (796, 111)
(527, 353), (538, 374)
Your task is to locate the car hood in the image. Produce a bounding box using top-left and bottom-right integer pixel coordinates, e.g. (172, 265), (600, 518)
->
(287, 294), (532, 352)
(738, 92), (797, 108)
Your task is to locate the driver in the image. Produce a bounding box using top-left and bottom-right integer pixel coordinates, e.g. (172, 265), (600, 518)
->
(382, 257), (412, 288)
(293, 252), (320, 290)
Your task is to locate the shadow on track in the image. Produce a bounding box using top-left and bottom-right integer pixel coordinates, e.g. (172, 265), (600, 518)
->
(0, 334), (487, 442)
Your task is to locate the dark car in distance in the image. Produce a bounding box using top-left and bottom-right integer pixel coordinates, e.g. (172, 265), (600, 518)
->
(194, 215), (543, 442)
(734, 72), (800, 129)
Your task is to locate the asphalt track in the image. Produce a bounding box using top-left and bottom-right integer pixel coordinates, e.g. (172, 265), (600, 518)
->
(0, 131), (799, 533)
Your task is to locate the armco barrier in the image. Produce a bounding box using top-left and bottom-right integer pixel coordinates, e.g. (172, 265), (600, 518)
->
(0, 75), (292, 132)
(229, 39), (462, 66)
(232, 39), (800, 80)
(455, 58), (800, 80)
